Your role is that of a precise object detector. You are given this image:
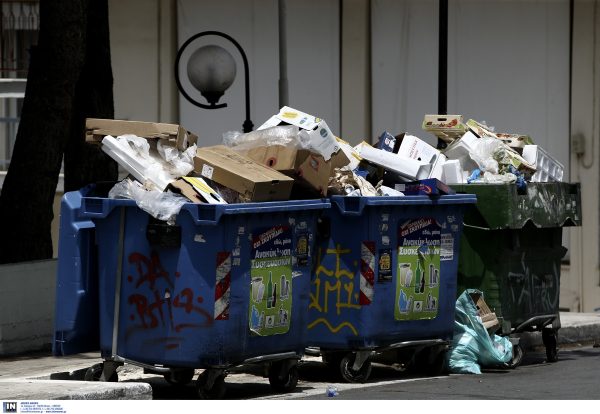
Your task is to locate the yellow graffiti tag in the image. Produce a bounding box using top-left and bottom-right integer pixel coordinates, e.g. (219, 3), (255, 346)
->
(308, 318), (358, 336)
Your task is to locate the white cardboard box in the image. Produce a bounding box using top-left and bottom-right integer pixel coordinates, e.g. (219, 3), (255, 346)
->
(257, 106), (340, 160)
(360, 146), (431, 181)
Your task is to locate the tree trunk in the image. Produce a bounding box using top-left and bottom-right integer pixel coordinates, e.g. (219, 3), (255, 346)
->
(0, 1), (89, 264)
(64, 0), (117, 193)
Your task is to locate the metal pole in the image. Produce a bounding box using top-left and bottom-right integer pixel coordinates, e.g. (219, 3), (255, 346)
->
(437, 0), (448, 150)
(278, 0), (289, 108)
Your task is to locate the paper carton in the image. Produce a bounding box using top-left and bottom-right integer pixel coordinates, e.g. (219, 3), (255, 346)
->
(465, 119), (498, 138)
(495, 133), (534, 153)
(245, 145), (330, 196)
(394, 178), (456, 196)
(377, 131), (397, 153)
(167, 177), (227, 204)
(469, 291), (500, 334)
(256, 106), (340, 160)
(359, 146), (431, 181)
(193, 145), (294, 203)
(422, 115), (467, 143)
(86, 118), (198, 151)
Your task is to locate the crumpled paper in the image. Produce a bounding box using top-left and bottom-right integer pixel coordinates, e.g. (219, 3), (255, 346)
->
(328, 168), (382, 196)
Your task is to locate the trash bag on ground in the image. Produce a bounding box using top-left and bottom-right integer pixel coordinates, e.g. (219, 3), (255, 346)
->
(445, 289), (513, 374)
(222, 125), (312, 153)
(109, 179), (188, 223)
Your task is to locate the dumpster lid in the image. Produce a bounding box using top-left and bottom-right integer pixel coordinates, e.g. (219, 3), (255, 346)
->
(449, 182), (582, 230)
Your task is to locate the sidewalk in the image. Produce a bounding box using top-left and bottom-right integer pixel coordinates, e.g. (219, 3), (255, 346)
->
(1, 312), (599, 400)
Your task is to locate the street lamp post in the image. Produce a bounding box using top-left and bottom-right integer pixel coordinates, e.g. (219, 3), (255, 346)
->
(174, 31), (254, 133)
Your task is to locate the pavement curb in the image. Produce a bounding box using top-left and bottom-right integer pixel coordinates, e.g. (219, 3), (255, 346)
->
(0, 379), (152, 400)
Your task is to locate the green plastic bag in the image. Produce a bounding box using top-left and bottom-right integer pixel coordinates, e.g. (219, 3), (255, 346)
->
(445, 289), (513, 374)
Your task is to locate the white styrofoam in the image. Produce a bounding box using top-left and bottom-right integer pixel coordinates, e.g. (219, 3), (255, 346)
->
(360, 146), (431, 180)
(442, 159), (463, 184)
(521, 145), (564, 182)
(442, 131), (480, 172)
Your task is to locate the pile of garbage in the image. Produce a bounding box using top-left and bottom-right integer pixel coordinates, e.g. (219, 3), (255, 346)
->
(86, 108), (563, 221)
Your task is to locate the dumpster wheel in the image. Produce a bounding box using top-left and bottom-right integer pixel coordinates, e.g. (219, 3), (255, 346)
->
(196, 371), (226, 400)
(269, 361), (299, 393)
(542, 329), (559, 363)
(340, 353), (372, 383)
(501, 344), (523, 369)
(84, 363), (118, 382)
(164, 369), (195, 387)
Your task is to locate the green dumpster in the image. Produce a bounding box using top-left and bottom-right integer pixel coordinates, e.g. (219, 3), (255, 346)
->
(449, 182), (582, 367)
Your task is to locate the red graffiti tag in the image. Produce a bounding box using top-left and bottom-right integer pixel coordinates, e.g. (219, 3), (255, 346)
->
(129, 251), (174, 290)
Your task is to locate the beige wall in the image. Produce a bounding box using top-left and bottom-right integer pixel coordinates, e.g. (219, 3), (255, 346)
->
(561, 0), (600, 313)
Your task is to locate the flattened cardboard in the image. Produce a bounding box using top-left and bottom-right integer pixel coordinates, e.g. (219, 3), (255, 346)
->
(167, 177), (227, 204)
(469, 291), (500, 334)
(86, 118), (198, 151)
(193, 145), (294, 203)
(245, 145), (330, 196)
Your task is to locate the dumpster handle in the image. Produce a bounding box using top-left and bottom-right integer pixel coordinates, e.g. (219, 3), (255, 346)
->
(463, 223), (491, 231)
(111, 207), (126, 358)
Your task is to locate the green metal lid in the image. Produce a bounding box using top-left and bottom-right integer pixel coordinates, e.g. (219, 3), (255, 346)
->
(448, 182), (582, 230)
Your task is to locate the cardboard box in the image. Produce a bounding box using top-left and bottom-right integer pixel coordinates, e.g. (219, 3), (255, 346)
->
(495, 133), (534, 153)
(465, 119), (498, 138)
(245, 145), (330, 196)
(256, 106), (340, 160)
(422, 115), (467, 143)
(394, 178), (456, 196)
(377, 131), (397, 152)
(167, 177), (227, 204)
(193, 145), (294, 203)
(469, 291), (500, 334)
(86, 118), (198, 151)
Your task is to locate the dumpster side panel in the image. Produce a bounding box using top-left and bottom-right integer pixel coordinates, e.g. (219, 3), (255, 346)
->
(92, 199), (324, 367)
(308, 196), (474, 350)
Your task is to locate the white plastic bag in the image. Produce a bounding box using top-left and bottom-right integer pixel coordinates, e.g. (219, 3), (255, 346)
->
(483, 171), (517, 184)
(109, 179), (188, 222)
(222, 126), (312, 153)
(469, 137), (503, 174)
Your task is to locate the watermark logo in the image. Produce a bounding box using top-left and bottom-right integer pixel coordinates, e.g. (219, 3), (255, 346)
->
(3, 402), (17, 413)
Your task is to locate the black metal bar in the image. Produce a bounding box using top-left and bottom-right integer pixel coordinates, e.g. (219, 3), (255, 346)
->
(437, 0), (448, 150)
(174, 31), (253, 132)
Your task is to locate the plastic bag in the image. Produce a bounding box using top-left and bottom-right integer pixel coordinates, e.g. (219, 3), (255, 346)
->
(222, 126), (312, 153)
(483, 171), (517, 184)
(156, 140), (196, 178)
(469, 137), (503, 174)
(117, 134), (153, 162)
(445, 289), (513, 374)
(109, 179), (188, 222)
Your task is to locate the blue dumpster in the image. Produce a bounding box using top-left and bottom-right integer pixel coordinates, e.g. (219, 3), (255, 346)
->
(307, 194), (476, 382)
(53, 184), (329, 398)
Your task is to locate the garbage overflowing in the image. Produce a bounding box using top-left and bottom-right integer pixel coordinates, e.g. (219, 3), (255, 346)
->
(86, 109), (564, 222)
(445, 290), (513, 374)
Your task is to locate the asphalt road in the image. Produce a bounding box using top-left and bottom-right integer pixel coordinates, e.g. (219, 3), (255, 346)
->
(301, 346), (600, 400)
(140, 345), (600, 400)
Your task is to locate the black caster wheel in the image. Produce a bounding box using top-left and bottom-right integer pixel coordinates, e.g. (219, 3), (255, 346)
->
(196, 371), (226, 400)
(269, 361), (299, 393)
(543, 329), (559, 363)
(84, 363), (118, 382)
(340, 353), (372, 383)
(501, 344), (523, 369)
(164, 369), (195, 386)
(424, 351), (446, 376)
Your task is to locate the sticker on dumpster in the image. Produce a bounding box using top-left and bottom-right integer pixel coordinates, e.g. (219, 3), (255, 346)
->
(440, 233), (453, 261)
(249, 226), (293, 336)
(378, 249), (393, 282)
(395, 218), (440, 321)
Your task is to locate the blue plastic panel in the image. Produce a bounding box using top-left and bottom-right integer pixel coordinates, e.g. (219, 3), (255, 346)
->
(308, 194), (476, 350)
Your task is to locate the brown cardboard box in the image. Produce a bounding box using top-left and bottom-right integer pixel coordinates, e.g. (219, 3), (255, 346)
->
(422, 115), (467, 143)
(193, 145), (294, 203)
(167, 177), (227, 204)
(245, 145), (330, 196)
(86, 118), (198, 151)
(469, 291), (501, 334)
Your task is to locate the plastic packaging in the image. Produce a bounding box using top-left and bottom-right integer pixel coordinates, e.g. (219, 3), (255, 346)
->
(109, 179), (188, 222)
(222, 126), (312, 153)
(469, 137), (503, 174)
(445, 289), (513, 374)
(326, 386), (339, 397)
(483, 171), (517, 184)
(328, 168), (379, 197)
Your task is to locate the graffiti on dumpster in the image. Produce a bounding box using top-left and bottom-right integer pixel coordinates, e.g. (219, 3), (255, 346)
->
(395, 218), (440, 321)
(249, 226), (293, 336)
(507, 254), (559, 315)
(308, 244), (360, 336)
(125, 251), (214, 349)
